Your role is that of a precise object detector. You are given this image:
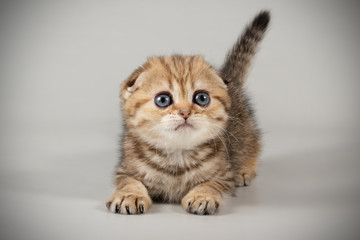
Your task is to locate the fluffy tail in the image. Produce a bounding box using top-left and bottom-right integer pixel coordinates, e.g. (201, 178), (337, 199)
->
(220, 11), (270, 86)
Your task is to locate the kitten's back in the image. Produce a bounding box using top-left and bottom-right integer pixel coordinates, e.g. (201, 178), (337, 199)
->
(220, 11), (270, 186)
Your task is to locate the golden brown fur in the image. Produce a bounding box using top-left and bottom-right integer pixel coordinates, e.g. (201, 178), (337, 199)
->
(106, 11), (270, 215)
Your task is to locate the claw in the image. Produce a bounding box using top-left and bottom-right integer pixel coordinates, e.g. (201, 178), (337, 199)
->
(125, 205), (130, 214)
(138, 204), (144, 214)
(204, 202), (209, 213)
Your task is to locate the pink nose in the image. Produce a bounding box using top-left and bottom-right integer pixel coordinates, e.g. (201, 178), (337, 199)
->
(179, 108), (191, 120)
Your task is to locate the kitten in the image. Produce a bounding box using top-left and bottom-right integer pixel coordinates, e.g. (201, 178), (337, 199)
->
(106, 11), (270, 215)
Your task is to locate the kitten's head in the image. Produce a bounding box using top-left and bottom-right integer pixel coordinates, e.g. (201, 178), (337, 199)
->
(121, 55), (230, 150)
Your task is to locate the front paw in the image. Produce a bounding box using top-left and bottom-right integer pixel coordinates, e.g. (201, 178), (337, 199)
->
(106, 191), (151, 215)
(181, 192), (221, 215)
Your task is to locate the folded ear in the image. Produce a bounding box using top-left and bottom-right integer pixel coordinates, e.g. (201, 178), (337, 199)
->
(120, 66), (147, 101)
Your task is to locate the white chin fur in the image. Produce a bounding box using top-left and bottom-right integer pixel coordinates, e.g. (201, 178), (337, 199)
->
(144, 123), (218, 150)
(136, 115), (224, 150)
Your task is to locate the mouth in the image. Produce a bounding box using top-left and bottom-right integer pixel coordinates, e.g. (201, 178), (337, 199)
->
(175, 122), (194, 131)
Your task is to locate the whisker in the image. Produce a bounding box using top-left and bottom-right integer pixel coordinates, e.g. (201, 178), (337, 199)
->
(227, 116), (246, 127)
(207, 121), (242, 145)
(203, 125), (230, 160)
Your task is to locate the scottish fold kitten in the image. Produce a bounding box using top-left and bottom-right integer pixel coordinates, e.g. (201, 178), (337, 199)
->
(106, 11), (270, 215)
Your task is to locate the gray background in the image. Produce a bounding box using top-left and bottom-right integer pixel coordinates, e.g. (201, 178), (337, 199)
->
(0, 0), (359, 240)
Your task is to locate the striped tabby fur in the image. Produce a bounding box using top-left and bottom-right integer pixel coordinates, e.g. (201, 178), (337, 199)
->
(106, 11), (270, 215)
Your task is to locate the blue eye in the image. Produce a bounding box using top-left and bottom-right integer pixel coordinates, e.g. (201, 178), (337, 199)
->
(155, 93), (172, 108)
(193, 92), (210, 106)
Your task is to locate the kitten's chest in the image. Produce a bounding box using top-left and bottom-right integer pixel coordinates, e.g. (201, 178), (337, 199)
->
(137, 150), (216, 202)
